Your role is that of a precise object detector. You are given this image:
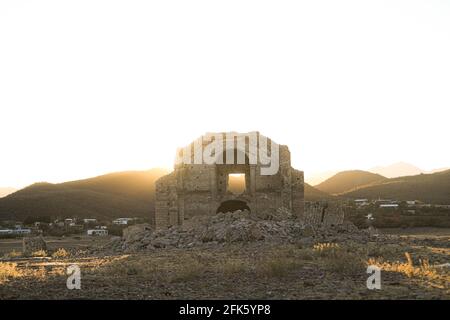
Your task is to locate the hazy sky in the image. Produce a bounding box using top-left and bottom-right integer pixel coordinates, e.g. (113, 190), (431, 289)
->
(1, 0), (449, 188)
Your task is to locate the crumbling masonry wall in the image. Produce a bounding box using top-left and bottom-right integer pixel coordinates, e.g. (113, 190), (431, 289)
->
(303, 202), (345, 228)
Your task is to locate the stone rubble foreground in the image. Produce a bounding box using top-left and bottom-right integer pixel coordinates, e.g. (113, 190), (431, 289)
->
(101, 207), (377, 253)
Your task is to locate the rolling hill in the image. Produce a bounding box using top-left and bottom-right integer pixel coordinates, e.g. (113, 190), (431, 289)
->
(315, 170), (386, 195)
(342, 169), (450, 204)
(304, 183), (335, 201)
(0, 168), (334, 222)
(0, 169), (169, 221)
(1, 167), (447, 222)
(369, 162), (423, 178)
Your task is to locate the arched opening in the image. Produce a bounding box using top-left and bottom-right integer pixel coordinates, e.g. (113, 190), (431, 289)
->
(216, 200), (250, 214)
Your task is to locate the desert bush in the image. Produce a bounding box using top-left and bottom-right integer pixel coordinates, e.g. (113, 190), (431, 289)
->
(52, 248), (69, 259)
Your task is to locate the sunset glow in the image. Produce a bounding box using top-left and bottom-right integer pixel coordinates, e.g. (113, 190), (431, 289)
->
(1, 0), (449, 188)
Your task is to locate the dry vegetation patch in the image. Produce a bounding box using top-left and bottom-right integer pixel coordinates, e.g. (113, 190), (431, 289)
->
(0, 231), (448, 299)
(0, 263), (23, 283)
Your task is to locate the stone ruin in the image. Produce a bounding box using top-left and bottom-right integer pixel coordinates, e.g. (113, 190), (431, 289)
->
(100, 129), (352, 252)
(98, 131), (351, 254)
(153, 132), (305, 229)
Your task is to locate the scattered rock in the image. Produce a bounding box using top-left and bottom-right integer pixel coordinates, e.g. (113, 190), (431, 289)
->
(100, 209), (373, 253)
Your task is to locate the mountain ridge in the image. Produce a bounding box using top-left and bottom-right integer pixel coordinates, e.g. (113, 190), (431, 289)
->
(315, 170), (387, 195)
(342, 169), (450, 204)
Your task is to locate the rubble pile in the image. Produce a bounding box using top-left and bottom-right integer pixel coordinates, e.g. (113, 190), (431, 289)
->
(101, 208), (376, 253)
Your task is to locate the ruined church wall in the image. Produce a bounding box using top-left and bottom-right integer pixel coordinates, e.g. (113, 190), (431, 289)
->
(182, 192), (214, 219)
(154, 132), (305, 229)
(254, 191), (283, 214)
(304, 202), (345, 227)
(180, 165), (213, 192)
(291, 169), (305, 219)
(154, 172), (178, 228)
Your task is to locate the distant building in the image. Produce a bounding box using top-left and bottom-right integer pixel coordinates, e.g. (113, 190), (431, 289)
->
(87, 229), (108, 236)
(354, 199), (369, 206)
(375, 199), (394, 204)
(112, 218), (134, 225)
(69, 224), (84, 232)
(379, 204), (399, 209)
(14, 228), (31, 235)
(83, 218), (97, 224)
(0, 228), (32, 235)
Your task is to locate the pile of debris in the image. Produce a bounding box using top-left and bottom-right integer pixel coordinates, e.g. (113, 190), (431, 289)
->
(100, 208), (377, 253)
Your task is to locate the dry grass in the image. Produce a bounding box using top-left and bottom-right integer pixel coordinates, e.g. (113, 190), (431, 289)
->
(99, 256), (155, 276)
(0, 238), (448, 299)
(368, 252), (448, 284)
(52, 248), (70, 259)
(3, 250), (22, 259)
(220, 259), (247, 276)
(312, 242), (365, 275)
(99, 254), (207, 283)
(322, 251), (364, 275)
(31, 250), (47, 257)
(313, 242), (340, 257)
(0, 262), (22, 283)
(169, 258), (206, 282)
(257, 255), (300, 278)
(295, 248), (314, 261)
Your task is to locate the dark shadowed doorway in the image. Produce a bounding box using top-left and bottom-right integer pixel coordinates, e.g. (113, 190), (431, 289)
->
(216, 200), (250, 214)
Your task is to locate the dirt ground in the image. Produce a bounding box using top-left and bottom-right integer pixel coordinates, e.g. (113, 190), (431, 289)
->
(0, 235), (111, 255)
(0, 229), (448, 300)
